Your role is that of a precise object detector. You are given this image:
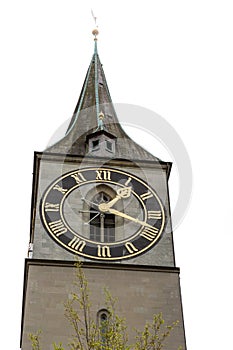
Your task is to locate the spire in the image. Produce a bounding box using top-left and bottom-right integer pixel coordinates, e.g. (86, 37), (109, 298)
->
(45, 29), (160, 162)
(64, 27), (115, 137)
(92, 28), (101, 127)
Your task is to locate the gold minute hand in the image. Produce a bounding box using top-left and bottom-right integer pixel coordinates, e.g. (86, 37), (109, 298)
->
(107, 208), (156, 230)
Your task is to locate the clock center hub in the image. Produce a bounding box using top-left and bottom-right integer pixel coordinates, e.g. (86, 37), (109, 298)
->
(98, 203), (109, 212)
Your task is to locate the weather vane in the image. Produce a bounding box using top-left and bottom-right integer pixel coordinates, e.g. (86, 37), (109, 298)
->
(91, 9), (98, 27)
(91, 9), (99, 40)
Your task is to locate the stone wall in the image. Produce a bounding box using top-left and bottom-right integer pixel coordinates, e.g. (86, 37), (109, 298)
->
(21, 261), (186, 350)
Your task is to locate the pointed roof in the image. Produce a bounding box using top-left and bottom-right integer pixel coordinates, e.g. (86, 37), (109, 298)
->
(65, 36), (119, 137)
(45, 31), (160, 162)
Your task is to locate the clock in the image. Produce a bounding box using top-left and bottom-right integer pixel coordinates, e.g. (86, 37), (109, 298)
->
(40, 167), (165, 260)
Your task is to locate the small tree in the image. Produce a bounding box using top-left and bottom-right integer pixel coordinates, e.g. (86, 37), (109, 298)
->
(134, 313), (180, 350)
(29, 260), (181, 350)
(28, 331), (41, 350)
(63, 260), (129, 350)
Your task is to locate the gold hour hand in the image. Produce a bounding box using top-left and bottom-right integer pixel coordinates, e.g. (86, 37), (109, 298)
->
(116, 186), (132, 199)
(100, 186), (132, 210)
(107, 208), (155, 230)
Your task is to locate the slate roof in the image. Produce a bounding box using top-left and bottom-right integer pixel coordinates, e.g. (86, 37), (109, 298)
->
(45, 36), (161, 162)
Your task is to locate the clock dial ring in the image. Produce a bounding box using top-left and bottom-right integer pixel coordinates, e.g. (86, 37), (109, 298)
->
(40, 167), (166, 261)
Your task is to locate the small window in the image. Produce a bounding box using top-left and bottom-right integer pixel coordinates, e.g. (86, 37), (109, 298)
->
(97, 309), (109, 345)
(100, 311), (108, 322)
(92, 140), (99, 149)
(97, 309), (109, 325)
(105, 140), (113, 152)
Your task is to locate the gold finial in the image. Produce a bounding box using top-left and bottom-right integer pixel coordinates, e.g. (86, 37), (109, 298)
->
(98, 111), (104, 121)
(91, 10), (99, 41)
(92, 28), (99, 41)
(98, 111), (104, 130)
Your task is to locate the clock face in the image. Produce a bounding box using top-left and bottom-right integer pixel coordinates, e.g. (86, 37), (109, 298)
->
(40, 167), (165, 260)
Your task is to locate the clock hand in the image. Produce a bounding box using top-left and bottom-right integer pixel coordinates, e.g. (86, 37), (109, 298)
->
(106, 208), (156, 230)
(84, 212), (101, 225)
(99, 186), (132, 210)
(81, 197), (99, 210)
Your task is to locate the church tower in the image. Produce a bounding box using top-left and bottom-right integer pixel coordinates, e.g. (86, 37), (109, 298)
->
(20, 29), (187, 349)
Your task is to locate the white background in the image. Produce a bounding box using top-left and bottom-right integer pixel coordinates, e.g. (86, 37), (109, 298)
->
(1, 1), (233, 349)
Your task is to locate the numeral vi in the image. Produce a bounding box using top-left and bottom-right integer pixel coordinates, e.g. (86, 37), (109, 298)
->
(97, 245), (111, 258)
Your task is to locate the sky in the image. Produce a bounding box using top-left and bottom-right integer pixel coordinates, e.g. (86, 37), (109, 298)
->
(1, 1), (233, 349)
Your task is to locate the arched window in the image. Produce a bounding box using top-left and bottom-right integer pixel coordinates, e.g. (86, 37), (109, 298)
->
(90, 192), (115, 243)
(97, 309), (109, 346)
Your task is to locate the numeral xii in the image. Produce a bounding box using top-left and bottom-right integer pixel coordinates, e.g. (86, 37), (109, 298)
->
(96, 170), (111, 181)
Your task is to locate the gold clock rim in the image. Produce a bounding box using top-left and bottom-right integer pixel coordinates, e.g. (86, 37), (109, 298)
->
(40, 167), (166, 260)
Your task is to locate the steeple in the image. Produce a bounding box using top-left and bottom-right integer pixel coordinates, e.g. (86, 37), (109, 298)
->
(64, 28), (117, 137)
(45, 30), (160, 161)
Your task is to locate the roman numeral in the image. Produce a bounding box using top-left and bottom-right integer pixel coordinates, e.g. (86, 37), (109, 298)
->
(140, 191), (153, 201)
(148, 211), (162, 220)
(96, 170), (111, 181)
(140, 226), (159, 241)
(71, 172), (87, 184)
(125, 242), (138, 254)
(45, 203), (59, 212)
(53, 184), (68, 194)
(124, 177), (132, 186)
(68, 236), (86, 252)
(48, 220), (67, 237)
(97, 245), (111, 258)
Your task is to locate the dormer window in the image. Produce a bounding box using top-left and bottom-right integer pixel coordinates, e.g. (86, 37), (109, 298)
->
(86, 129), (116, 156)
(106, 140), (113, 152)
(92, 139), (99, 150)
